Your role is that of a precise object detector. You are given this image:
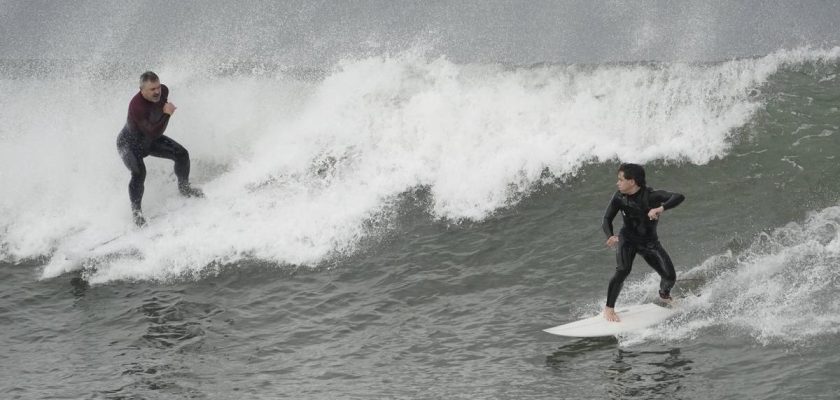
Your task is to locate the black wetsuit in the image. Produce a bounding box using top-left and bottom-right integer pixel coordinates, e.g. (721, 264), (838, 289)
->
(602, 187), (685, 308)
(116, 84), (192, 214)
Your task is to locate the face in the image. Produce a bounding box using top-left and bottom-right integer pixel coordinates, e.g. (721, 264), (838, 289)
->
(140, 80), (162, 102)
(616, 171), (639, 194)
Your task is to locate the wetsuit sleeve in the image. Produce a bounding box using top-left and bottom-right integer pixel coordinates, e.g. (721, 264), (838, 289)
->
(601, 192), (621, 238)
(650, 189), (685, 210)
(128, 85), (170, 138)
(128, 105), (169, 138)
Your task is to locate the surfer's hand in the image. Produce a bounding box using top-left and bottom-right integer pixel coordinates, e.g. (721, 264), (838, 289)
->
(606, 235), (619, 248)
(648, 206), (664, 220)
(604, 307), (620, 322)
(163, 102), (177, 115)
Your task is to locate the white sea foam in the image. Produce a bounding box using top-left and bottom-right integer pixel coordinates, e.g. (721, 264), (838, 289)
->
(1, 46), (838, 282)
(619, 204), (840, 346)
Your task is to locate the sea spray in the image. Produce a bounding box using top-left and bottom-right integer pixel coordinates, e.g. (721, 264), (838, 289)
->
(619, 205), (840, 345)
(0, 47), (836, 282)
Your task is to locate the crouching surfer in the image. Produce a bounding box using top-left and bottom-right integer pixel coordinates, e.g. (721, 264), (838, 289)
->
(116, 71), (203, 227)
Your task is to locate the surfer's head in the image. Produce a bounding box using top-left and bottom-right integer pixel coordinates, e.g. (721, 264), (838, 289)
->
(617, 163), (645, 194)
(139, 71), (162, 103)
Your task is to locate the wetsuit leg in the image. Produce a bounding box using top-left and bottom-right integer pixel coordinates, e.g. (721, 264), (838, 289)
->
(116, 129), (146, 213)
(147, 135), (191, 192)
(606, 236), (637, 308)
(638, 241), (677, 297)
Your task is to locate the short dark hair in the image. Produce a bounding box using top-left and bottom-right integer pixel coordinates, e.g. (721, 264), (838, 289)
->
(618, 163), (646, 187)
(139, 71), (159, 88)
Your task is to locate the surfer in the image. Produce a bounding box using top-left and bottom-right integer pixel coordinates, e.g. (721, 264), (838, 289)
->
(116, 71), (203, 227)
(601, 163), (684, 322)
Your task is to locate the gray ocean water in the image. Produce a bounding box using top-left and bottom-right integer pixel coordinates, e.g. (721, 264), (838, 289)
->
(3, 2), (840, 399)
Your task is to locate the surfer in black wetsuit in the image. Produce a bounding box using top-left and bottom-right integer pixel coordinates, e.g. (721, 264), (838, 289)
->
(116, 71), (203, 227)
(601, 163), (685, 322)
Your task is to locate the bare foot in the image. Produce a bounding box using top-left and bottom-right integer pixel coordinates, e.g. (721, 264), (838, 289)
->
(659, 291), (676, 307)
(603, 307), (621, 322)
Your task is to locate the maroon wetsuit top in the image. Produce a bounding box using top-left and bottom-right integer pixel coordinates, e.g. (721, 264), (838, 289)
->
(124, 84), (170, 139)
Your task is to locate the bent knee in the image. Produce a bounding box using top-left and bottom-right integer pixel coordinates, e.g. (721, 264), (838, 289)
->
(612, 268), (631, 279)
(130, 168), (146, 180)
(176, 148), (190, 162)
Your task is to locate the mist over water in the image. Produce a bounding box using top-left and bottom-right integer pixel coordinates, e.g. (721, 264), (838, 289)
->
(3, 2), (840, 399)
(3, 1), (840, 65)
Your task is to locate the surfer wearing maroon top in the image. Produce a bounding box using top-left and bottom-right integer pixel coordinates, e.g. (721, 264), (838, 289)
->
(116, 71), (203, 227)
(601, 163), (685, 322)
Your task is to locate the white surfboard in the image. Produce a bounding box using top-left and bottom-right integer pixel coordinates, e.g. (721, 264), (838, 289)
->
(544, 303), (674, 337)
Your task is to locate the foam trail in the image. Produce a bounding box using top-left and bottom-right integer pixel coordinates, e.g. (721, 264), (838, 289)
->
(0, 47), (838, 282)
(616, 205), (840, 346)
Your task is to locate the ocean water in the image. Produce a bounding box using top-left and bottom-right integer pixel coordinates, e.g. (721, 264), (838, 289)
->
(3, 2), (840, 399)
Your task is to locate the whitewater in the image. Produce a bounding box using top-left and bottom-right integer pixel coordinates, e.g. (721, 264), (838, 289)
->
(1, 47), (837, 286)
